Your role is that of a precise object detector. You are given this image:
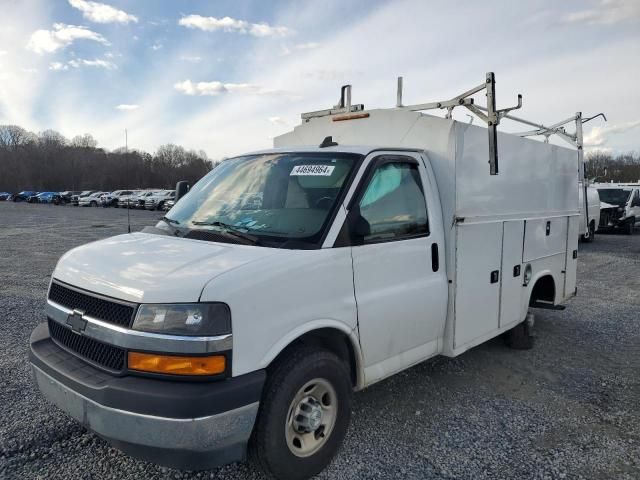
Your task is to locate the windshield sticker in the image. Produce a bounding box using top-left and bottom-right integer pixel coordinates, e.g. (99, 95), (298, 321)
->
(290, 165), (335, 176)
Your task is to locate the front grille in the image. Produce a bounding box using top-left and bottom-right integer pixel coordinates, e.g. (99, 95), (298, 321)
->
(599, 210), (614, 227)
(48, 319), (126, 372)
(49, 282), (135, 327)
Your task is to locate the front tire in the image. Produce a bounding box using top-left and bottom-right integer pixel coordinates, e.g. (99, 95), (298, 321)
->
(625, 218), (635, 235)
(583, 222), (595, 243)
(250, 346), (352, 480)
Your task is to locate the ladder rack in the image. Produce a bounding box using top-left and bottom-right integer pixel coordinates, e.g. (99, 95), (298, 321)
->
(301, 72), (606, 178)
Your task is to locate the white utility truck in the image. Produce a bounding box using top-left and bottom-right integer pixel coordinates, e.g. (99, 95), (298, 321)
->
(30, 73), (595, 480)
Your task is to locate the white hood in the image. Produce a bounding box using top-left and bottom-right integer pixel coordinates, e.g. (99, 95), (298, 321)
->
(54, 232), (278, 303)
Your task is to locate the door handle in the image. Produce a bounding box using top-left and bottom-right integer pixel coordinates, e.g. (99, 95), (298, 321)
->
(431, 243), (439, 272)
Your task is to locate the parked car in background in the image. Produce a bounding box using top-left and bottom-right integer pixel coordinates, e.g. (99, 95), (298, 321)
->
(57, 191), (81, 205)
(162, 199), (175, 211)
(578, 184), (601, 242)
(78, 191), (107, 207)
(596, 184), (640, 235)
(134, 190), (161, 209)
(72, 191), (96, 206)
(144, 190), (175, 210)
(117, 190), (143, 208)
(0, 192), (11, 201)
(29, 192), (60, 204)
(12, 191), (38, 202)
(100, 190), (134, 207)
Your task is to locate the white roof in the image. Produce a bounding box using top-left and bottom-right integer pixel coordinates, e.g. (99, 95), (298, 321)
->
(244, 144), (410, 157)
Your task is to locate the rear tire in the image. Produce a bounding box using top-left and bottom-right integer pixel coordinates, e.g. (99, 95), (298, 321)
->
(250, 346), (352, 480)
(90, 200), (97, 207)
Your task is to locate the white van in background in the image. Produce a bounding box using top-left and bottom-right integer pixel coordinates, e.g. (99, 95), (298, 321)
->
(595, 183), (640, 234)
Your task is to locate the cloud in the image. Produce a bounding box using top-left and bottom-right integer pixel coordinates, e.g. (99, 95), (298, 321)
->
(179, 55), (202, 62)
(116, 104), (139, 111)
(68, 0), (138, 24)
(584, 120), (640, 147)
(49, 58), (116, 70)
(294, 42), (320, 50)
(0, 50), (7, 56)
(564, 0), (640, 25)
(27, 23), (109, 54)
(268, 116), (288, 126)
(174, 79), (296, 98)
(151, 43), (162, 51)
(178, 14), (291, 37)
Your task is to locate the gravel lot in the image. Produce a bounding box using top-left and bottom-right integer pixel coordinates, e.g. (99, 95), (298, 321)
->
(1, 202), (639, 480)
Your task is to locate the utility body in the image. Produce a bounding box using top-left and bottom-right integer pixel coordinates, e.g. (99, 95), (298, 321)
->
(30, 74), (586, 480)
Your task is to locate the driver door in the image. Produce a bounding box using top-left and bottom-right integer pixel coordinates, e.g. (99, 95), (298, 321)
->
(340, 153), (448, 385)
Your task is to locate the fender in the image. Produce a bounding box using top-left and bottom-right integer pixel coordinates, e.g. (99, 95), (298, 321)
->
(258, 318), (365, 390)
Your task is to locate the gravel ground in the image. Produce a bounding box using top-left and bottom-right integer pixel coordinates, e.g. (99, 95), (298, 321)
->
(0, 202), (638, 480)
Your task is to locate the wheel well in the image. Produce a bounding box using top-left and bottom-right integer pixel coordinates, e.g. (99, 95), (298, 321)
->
(269, 328), (359, 387)
(529, 275), (555, 305)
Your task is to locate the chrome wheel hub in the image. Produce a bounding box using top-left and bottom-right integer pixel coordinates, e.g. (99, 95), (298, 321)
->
(285, 378), (337, 457)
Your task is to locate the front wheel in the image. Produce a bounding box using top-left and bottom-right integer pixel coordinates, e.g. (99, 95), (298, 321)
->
(583, 222), (595, 243)
(625, 218), (635, 235)
(250, 346), (353, 480)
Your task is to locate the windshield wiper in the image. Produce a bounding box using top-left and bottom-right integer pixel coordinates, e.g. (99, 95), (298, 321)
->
(161, 216), (180, 225)
(191, 220), (260, 245)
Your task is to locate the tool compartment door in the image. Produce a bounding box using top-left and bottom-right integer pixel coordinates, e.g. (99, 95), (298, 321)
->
(499, 220), (525, 327)
(564, 215), (580, 298)
(454, 222), (502, 349)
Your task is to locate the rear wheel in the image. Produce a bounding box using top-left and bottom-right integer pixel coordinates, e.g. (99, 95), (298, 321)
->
(90, 200), (97, 207)
(250, 346), (352, 480)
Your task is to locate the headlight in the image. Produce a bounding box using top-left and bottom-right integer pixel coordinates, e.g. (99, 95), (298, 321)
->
(132, 303), (231, 336)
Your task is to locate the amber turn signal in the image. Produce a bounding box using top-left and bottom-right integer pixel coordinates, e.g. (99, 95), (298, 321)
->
(128, 352), (226, 376)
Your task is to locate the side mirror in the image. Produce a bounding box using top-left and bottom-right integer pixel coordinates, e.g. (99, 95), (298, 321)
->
(175, 181), (190, 201)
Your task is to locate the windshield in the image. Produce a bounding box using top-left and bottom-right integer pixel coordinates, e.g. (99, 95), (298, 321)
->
(165, 152), (362, 248)
(598, 188), (631, 206)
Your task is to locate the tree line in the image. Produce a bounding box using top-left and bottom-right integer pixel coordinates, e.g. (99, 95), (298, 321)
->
(0, 125), (217, 193)
(585, 151), (640, 183)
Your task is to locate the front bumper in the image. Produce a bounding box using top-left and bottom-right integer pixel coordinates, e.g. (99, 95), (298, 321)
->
(29, 323), (265, 469)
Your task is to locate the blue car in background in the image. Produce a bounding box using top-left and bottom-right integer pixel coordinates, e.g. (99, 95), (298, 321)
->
(12, 191), (38, 202)
(28, 192), (59, 203)
(0, 192), (11, 201)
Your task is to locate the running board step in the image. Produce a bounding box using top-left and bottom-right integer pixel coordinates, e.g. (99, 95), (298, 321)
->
(530, 301), (566, 310)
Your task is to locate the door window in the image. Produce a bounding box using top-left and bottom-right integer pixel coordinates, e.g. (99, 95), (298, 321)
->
(356, 159), (429, 243)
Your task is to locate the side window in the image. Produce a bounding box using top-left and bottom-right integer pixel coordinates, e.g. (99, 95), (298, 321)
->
(355, 158), (429, 243)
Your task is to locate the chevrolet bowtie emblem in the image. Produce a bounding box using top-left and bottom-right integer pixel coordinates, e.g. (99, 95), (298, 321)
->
(67, 309), (88, 333)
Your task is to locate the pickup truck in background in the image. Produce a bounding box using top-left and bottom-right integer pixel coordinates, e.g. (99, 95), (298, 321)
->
(144, 189), (175, 211)
(100, 190), (134, 207)
(78, 191), (108, 207)
(29, 74), (586, 480)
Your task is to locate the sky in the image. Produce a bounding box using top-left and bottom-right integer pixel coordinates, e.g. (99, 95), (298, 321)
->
(0, 0), (639, 160)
